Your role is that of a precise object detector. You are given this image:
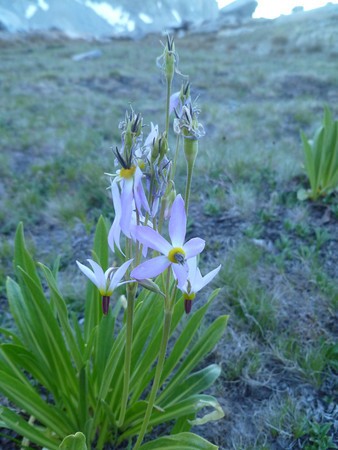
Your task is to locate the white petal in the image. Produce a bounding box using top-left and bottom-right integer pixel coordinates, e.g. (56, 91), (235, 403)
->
(195, 265), (222, 293)
(109, 258), (133, 290)
(86, 259), (106, 291)
(76, 260), (99, 289)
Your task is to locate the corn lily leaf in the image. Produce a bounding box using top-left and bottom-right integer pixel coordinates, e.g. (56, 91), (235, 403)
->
(59, 432), (88, 450)
(138, 432), (218, 450)
(0, 406), (59, 450)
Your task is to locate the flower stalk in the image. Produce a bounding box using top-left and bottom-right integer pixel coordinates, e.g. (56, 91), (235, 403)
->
(133, 271), (173, 450)
(184, 137), (198, 214)
(118, 281), (137, 427)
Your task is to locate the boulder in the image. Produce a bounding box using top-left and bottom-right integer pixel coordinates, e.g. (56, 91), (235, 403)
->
(0, 6), (26, 32)
(219, 0), (258, 22)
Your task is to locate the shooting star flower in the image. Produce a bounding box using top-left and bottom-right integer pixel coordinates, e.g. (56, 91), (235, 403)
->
(179, 257), (221, 313)
(131, 194), (205, 287)
(76, 258), (133, 314)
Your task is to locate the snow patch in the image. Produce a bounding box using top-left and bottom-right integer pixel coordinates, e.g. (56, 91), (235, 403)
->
(26, 4), (37, 19)
(171, 9), (181, 23)
(85, 1), (135, 32)
(139, 13), (153, 24)
(38, 0), (49, 11)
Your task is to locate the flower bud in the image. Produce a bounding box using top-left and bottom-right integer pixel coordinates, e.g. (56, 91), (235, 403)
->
(156, 35), (179, 84)
(164, 35), (175, 83)
(163, 184), (176, 220)
(179, 81), (190, 105)
(151, 132), (169, 164)
(137, 279), (165, 297)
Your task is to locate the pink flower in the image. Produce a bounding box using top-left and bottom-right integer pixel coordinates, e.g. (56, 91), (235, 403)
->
(130, 195), (205, 287)
(76, 258), (132, 314)
(179, 257), (221, 313)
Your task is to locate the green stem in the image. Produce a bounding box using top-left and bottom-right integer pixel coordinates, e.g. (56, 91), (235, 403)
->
(118, 282), (136, 427)
(172, 134), (181, 181)
(183, 138), (198, 215)
(184, 161), (194, 215)
(133, 274), (173, 450)
(165, 77), (172, 137)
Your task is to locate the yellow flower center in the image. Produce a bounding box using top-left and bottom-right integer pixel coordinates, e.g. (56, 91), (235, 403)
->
(138, 160), (145, 170)
(120, 166), (136, 179)
(184, 292), (196, 301)
(168, 247), (186, 264)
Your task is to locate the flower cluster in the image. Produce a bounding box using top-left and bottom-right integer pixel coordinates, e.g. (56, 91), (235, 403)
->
(77, 37), (220, 317)
(78, 118), (218, 314)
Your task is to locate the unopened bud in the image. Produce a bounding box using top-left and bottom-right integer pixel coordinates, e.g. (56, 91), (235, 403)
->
(151, 132), (168, 163)
(165, 35), (175, 83)
(163, 187), (176, 220)
(180, 81), (190, 104)
(137, 279), (165, 297)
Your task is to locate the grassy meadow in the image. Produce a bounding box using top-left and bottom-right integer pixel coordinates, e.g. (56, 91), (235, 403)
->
(0, 8), (337, 449)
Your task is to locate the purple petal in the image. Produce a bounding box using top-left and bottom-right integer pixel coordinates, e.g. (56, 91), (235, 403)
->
(131, 256), (170, 280)
(108, 219), (123, 254)
(183, 238), (205, 259)
(172, 263), (189, 289)
(144, 122), (158, 148)
(169, 91), (181, 114)
(169, 194), (186, 247)
(120, 179), (134, 237)
(134, 167), (150, 214)
(133, 225), (171, 255)
(111, 180), (121, 220)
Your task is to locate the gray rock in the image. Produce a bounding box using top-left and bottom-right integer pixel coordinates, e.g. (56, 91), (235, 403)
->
(219, 0), (258, 22)
(72, 49), (103, 61)
(0, 6), (25, 32)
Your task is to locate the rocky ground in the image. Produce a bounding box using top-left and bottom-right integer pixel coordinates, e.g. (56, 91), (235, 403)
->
(0, 7), (337, 450)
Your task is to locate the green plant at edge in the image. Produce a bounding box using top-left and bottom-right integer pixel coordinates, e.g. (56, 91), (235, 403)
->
(298, 106), (338, 201)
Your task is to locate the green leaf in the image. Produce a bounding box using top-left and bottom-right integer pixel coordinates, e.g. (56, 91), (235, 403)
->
(15, 267), (78, 403)
(84, 216), (108, 341)
(188, 396), (224, 426)
(14, 223), (41, 288)
(138, 432), (218, 450)
(160, 290), (220, 387)
(0, 344), (50, 389)
(160, 365), (221, 407)
(59, 432), (88, 450)
(297, 188), (310, 201)
(0, 406), (60, 450)
(0, 371), (73, 437)
(39, 263), (83, 371)
(157, 315), (228, 405)
(121, 394), (223, 441)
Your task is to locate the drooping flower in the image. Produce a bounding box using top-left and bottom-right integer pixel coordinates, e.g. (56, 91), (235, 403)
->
(108, 182), (151, 257)
(130, 194), (205, 287)
(173, 101), (205, 140)
(109, 148), (150, 239)
(169, 81), (191, 115)
(76, 258), (133, 314)
(179, 257), (221, 313)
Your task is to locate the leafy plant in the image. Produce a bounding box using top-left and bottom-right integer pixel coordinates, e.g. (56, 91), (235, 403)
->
(298, 106), (338, 201)
(0, 221), (227, 449)
(0, 36), (227, 450)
